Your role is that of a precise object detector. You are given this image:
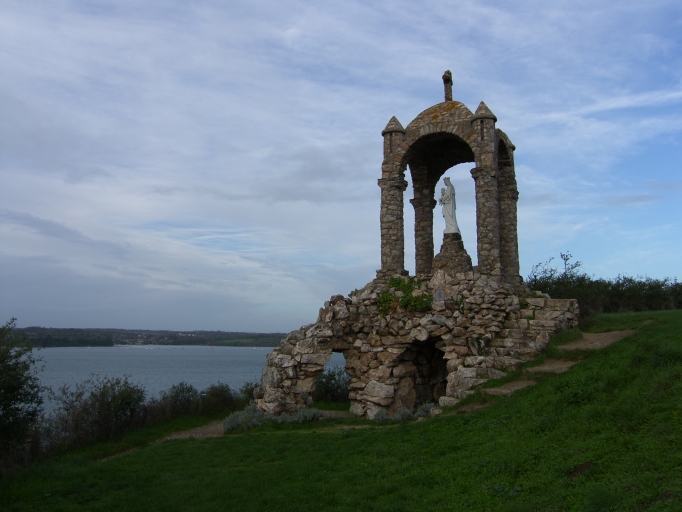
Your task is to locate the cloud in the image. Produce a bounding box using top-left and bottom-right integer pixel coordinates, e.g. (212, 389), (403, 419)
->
(1, 0), (681, 329)
(604, 194), (664, 206)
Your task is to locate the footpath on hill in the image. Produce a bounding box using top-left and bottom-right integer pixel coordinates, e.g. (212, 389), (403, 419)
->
(154, 328), (637, 442)
(4, 310), (681, 512)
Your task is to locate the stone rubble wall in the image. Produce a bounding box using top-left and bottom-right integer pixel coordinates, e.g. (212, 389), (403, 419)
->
(255, 270), (578, 420)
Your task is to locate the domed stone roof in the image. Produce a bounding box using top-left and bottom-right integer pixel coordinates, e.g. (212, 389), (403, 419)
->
(405, 101), (474, 134)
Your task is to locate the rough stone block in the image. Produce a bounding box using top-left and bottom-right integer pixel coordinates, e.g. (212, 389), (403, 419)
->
(300, 353), (332, 365)
(349, 401), (365, 416)
(529, 320), (559, 330)
(534, 310), (565, 321)
(261, 367), (282, 388)
(546, 298), (572, 309)
(438, 396), (460, 407)
(410, 326), (429, 341)
(365, 380), (395, 398)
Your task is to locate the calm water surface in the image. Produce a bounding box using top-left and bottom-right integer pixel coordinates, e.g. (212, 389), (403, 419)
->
(38, 345), (345, 410)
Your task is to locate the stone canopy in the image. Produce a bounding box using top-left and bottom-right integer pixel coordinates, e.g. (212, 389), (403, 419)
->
(254, 73), (578, 419)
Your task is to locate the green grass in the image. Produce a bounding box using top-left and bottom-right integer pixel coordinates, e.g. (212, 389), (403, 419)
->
(2, 310), (682, 511)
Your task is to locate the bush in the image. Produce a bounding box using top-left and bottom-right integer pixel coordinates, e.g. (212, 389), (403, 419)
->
(46, 376), (146, 447)
(414, 402), (435, 418)
(223, 403), (324, 433)
(162, 382), (200, 417)
(526, 253), (680, 322)
(312, 366), (349, 403)
(0, 318), (43, 477)
(394, 408), (413, 421)
(378, 277), (433, 315)
(372, 409), (389, 422)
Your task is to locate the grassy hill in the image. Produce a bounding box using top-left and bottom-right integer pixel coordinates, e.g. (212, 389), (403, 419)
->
(2, 310), (681, 511)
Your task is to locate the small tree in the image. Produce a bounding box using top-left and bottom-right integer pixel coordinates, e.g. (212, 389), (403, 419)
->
(0, 318), (43, 464)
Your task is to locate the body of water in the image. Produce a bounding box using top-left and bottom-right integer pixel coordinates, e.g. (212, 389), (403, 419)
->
(37, 345), (345, 411)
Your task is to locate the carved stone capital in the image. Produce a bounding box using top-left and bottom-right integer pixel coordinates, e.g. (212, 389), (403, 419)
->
(470, 166), (496, 181)
(377, 178), (408, 190)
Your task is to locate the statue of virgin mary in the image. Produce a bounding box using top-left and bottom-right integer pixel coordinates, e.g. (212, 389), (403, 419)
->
(438, 177), (460, 234)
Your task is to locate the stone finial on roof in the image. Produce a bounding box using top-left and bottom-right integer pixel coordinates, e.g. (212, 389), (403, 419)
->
(381, 116), (406, 136)
(442, 70), (453, 102)
(473, 101), (497, 122)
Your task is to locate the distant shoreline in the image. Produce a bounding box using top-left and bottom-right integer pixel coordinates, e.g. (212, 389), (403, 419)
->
(17, 327), (286, 348)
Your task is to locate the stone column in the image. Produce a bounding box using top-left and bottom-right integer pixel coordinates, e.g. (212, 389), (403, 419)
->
(498, 162), (521, 286)
(379, 176), (407, 275)
(410, 187), (436, 276)
(379, 117), (407, 276)
(471, 166), (501, 275)
(470, 102), (501, 276)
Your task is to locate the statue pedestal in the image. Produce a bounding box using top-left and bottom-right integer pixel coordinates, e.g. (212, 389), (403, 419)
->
(432, 233), (473, 274)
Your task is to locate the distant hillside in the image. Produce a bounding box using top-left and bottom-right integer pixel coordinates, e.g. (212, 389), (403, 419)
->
(17, 327), (286, 348)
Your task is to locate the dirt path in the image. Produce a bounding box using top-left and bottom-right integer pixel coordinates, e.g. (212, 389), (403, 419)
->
(100, 329), (638, 462)
(558, 329), (634, 350)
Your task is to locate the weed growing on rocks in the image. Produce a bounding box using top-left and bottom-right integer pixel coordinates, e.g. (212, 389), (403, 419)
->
(377, 277), (433, 315)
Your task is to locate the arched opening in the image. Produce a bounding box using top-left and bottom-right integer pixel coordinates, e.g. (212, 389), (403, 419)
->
(402, 133), (475, 275)
(310, 350), (349, 408)
(409, 339), (447, 406)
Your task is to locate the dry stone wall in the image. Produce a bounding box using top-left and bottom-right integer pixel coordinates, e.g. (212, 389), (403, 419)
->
(254, 73), (577, 419)
(255, 270), (578, 419)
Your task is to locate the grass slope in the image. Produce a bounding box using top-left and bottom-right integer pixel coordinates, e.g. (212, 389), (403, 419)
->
(2, 311), (682, 511)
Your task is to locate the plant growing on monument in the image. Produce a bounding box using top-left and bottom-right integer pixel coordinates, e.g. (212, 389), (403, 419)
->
(378, 277), (433, 315)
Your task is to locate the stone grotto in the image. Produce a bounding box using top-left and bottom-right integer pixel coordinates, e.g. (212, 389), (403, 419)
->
(254, 72), (578, 419)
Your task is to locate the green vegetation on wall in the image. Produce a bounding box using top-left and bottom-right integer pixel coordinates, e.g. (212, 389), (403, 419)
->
(378, 277), (433, 315)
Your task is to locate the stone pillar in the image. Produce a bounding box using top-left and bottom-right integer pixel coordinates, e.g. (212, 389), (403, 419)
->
(410, 183), (436, 276)
(498, 161), (521, 286)
(471, 102), (501, 276)
(471, 166), (501, 275)
(379, 176), (407, 275)
(379, 117), (407, 276)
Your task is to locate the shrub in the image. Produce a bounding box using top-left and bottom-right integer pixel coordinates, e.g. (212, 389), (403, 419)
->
(372, 409), (389, 422)
(47, 375), (146, 447)
(526, 253), (680, 322)
(312, 366), (349, 403)
(161, 382), (199, 417)
(0, 318), (43, 477)
(223, 403), (324, 434)
(394, 408), (413, 421)
(414, 402), (435, 418)
(378, 277), (433, 315)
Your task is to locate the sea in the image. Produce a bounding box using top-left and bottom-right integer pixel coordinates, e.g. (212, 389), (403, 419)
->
(37, 345), (345, 412)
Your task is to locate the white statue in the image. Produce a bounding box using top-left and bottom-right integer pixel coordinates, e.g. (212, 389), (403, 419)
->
(438, 177), (460, 234)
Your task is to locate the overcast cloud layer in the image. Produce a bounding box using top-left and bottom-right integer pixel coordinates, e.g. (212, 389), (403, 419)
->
(1, 0), (681, 331)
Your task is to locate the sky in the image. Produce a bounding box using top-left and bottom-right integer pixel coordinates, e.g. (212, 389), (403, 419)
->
(1, 0), (681, 332)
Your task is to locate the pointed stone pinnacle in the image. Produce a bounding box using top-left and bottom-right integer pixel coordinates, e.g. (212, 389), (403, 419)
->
(473, 101), (497, 122)
(381, 116), (406, 136)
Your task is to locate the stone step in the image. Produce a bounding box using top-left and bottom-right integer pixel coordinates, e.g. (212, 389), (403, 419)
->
(481, 380), (535, 397)
(525, 359), (578, 374)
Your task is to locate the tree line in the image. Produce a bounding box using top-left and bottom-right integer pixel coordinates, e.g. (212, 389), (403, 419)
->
(15, 327), (287, 348)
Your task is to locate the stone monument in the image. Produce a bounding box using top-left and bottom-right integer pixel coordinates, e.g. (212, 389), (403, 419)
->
(254, 72), (578, 419)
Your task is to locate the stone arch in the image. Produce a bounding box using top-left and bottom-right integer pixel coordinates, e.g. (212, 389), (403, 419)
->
(256, 297), (354, 415)
(400, 132), (475, 275)
(379, 95), (509, 279)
